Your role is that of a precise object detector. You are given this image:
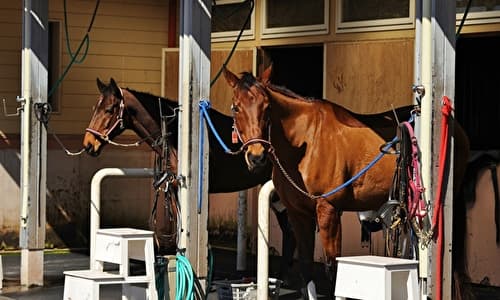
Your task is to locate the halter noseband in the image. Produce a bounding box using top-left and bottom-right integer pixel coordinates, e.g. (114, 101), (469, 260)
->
(85, 88), (126, 143)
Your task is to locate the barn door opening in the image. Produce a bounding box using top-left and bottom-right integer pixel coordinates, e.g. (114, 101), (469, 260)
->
(455, 33), (500, 288)
(259, 45), (323, 99)
(456, 34), (500, 151)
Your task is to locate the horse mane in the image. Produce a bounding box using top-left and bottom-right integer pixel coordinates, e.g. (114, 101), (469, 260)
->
(239, 72), (411, 141)
(126, 88), (178, 119)
(266, 84), (318, 103)
(125, 88), (180, 140)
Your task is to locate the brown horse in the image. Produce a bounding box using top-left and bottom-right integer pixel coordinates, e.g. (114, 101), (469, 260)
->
(223, 66), (470, 299)
(82, 79), (296, 276)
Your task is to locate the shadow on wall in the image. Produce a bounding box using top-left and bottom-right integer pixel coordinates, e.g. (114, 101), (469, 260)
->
(0, 149), (21, 249)
(0, 146), (154, 250)
(45, 148), (154, 250)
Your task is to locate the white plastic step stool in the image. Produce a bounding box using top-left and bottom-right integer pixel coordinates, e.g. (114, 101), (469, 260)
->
(63, 228), (158, 300)
(335, 255), (419, 300)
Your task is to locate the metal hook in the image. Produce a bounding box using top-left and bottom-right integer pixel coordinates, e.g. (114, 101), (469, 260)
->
(2, 96), (26, 117)
(412, 85), (425, 96)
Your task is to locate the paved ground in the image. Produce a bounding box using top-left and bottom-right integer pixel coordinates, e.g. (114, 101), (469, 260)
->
(0, 248), (499, 299)
(0, 248), (323, 300)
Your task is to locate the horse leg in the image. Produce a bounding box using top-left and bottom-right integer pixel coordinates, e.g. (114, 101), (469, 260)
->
(316, 198), (342, 297)
(287, 211), (316, 299)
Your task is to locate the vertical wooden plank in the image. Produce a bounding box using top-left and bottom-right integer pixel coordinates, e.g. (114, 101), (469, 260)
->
(433, 1), (456, 299)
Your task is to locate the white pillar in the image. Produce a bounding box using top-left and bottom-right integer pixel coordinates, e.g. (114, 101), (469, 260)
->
(257, 180), (274, 300)
(20, 0), (48, 287)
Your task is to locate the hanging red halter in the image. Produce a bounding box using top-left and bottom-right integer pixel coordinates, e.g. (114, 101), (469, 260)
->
(431, 96), (453, 300)
(402, 121), (427, 224)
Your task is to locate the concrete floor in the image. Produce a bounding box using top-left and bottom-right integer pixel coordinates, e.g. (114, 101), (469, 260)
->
(1, 248), (499, 299)
(0, 248), (315, 300)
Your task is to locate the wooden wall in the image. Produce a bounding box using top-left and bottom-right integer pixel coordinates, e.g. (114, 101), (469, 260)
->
(0, 0), (169, 248)
(162, 48), (255, 115)
(49, 0), (169, 134)
(0, 1), (22, 133)
(325, 39), (414, 114)
(0, 0), (169, 135)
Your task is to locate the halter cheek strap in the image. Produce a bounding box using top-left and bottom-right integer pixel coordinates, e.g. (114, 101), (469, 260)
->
(85, 89), (125, 142)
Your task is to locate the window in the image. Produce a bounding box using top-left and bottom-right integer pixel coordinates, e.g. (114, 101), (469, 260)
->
(48, 20), (61, 112)
(456, 0), (500, 26)
(261, 0), (329, 39)
(336, 0), (414, 33)
(211, 0), (255, 42)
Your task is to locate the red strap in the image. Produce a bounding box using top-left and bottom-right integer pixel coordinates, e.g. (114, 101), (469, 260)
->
(432, 96), (453, 300)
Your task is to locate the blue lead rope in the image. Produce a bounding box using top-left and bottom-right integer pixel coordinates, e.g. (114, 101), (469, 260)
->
(199, 100), (232, 153)
(318, 112), (415, 198)
(199, 98), (414, 201)
(198, 101), (208, 213)
(319, 135), (399, 199)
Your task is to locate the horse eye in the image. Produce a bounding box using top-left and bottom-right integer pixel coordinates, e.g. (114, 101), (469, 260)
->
(231, 104), (239, 113)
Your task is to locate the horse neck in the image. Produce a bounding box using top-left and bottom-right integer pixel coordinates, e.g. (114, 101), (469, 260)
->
(266, 86), (319, 147)
(123, 90), (170, 153)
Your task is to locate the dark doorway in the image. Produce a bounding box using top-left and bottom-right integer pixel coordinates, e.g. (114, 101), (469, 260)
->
(261, 45), (323, 99)
(455, 34), (500, 151)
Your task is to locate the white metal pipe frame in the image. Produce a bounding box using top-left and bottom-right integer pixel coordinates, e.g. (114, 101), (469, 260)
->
(89, 168), (154, 269)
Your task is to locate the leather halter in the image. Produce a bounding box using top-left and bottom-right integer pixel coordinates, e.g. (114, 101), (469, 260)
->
(230, 103), (272, 153)
(85, 88), (162, 148)
(85, 88), (126, 143)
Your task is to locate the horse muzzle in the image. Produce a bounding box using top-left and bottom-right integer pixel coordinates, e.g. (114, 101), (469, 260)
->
(245, 143), (268, 171)
(83, 132), (103, 156)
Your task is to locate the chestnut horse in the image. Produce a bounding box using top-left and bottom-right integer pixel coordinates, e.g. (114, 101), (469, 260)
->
(223, 66), (470, 299)
(82, 79), (295, 275)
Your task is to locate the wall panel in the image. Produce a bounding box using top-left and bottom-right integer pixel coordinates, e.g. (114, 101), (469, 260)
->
(325, 39), (414, 114)
(162, 48), (255, 115)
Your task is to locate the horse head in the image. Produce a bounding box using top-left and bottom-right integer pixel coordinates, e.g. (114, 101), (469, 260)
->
(223, 66), (273, 172)
(83, 78), (129, 156)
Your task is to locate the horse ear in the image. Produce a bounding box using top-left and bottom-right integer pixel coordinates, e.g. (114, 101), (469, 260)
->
(223, 67), (239, 88)
(260, 64), (273, 85)
(96, 78), (107, 93)
(109, 78), (122, 98)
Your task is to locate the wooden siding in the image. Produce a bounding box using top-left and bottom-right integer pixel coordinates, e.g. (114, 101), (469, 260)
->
(0, 0), (169, 135)
(162, 48), (255, 116)
(0, 1), (22, 135)
(49, 0), (168, 135)
(325, 39), (414, 114)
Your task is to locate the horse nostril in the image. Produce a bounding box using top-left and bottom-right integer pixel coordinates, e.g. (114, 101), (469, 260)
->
(248, 153), (266, 167)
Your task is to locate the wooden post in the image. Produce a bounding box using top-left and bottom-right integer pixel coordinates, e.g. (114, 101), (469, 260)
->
(430, 1), (456, 299)
(177, 0), (211, 285)
(19, 0), (48, 287)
